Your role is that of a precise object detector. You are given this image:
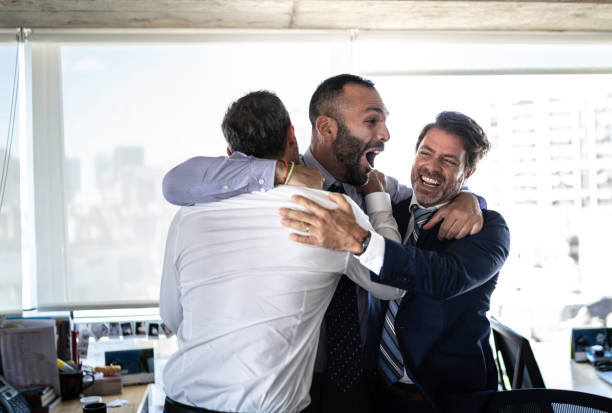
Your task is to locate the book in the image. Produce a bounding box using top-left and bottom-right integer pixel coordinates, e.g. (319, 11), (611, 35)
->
(55, 319), (72, 362)
(19, 386), (56, 408)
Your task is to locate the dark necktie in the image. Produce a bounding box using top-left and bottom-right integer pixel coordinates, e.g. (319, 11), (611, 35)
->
(378, 204), (434, 384)
(324, 182), (364, 391)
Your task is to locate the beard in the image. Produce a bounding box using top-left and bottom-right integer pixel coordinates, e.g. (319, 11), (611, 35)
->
(332, 120), (381, 186)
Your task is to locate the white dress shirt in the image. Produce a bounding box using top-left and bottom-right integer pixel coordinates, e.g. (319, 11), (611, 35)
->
(357, 192), (402, 272)
(160, 186), (401, 413)
(358, 194), (447, 274)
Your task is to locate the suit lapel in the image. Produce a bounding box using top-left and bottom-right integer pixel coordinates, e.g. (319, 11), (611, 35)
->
(415, 226), (436, 248)
(392, 196), (413, 240)
(395, 220), (447, 371)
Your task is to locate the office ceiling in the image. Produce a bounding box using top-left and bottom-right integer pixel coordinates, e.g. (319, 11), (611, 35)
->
(0, 0), (612, 31)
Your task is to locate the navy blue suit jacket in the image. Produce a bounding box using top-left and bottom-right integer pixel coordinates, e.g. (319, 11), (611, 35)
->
(363, 197), (510, 413)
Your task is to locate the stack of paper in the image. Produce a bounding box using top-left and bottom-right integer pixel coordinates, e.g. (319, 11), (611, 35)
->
(0, 318), (60, 394)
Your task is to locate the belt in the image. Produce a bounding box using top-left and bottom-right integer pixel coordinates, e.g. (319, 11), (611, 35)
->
(164, 397), (229, 413)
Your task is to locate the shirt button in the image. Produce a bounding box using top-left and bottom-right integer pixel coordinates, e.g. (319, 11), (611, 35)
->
(222, 185), (229, 190)
(258, 178), (265, 185)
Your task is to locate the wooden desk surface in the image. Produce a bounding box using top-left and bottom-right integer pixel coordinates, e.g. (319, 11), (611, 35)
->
(53, 385), (149, 413)
(532, 342), (612, 398)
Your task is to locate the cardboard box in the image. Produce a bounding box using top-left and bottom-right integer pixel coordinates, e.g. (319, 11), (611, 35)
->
(83, 376), (122, 396)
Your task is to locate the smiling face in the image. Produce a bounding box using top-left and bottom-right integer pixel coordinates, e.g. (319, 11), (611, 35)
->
(331, 84), (390, 185)
(410, 127), (474, 207)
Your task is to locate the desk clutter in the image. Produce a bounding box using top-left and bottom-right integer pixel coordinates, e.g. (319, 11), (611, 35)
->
(571, 327), (612, 387)
(0, 315), (164, 412)
(571, 327), (612, 361)
(58, 361), (123, 399)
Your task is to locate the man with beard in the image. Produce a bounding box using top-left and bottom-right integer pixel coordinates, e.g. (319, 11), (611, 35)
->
(160, 90), (405, 413)
(162, 75), (484, 412)
(279, 111), (510, 413)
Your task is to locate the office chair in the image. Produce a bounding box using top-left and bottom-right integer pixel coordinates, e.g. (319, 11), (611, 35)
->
(481, 389), (612, 413)
(490, 316), (546, 390)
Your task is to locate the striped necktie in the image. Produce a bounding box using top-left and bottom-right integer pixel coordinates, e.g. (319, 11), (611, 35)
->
(324, 182), (364, 391)
(378, 204), (434, 384)
(409, 204), (435, 245)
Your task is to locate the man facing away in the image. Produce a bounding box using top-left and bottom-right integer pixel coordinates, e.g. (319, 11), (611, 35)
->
(159, 91), (404, 413)
(280, 111), (511, 413)
(162, 74), (485, 412)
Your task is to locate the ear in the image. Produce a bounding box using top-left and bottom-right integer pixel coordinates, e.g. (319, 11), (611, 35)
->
(315, 115), (338, 141)
(465, 167), (476, 180)
(286, 124), (297, 147)
(226, 147), (232, 156)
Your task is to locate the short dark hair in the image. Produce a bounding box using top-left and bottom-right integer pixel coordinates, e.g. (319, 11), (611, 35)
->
(415, 111), (490, 171)
(308, 74), (375, 129)
(221, 90), (291, 159)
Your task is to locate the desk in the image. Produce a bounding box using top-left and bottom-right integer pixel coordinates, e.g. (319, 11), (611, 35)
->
(532, 342), (612, 398)
(53, 385), (149, 413)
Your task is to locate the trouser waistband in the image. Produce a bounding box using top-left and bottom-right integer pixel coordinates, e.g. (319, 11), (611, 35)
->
(164, 397), (230, 413)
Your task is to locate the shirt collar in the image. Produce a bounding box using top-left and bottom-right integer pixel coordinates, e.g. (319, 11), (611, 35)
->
(303, 147), (343, 192)
(409, 196), (448, 213)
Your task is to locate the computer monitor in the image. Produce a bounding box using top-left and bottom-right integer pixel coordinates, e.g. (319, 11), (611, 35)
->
(104, 348), (154, 385)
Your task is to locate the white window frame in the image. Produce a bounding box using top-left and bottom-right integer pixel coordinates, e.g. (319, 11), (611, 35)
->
(0, 30), (27, 314)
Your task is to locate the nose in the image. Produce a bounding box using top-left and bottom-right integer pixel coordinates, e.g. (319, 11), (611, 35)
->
(378, 124), (390, 142)
(421, 157), (443, 174)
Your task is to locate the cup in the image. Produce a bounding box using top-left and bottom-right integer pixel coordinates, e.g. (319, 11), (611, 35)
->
(83, 402), (107, 413)
(59, 370), (95, 400)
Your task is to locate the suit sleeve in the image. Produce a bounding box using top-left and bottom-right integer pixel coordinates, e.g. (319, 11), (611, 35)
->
(162, 153), (276, 206)
(461, 186), (487, 210)
(371, 211), (510, 300)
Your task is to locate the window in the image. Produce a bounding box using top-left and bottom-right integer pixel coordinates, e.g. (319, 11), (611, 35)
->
(32, 34), (352, 309)
(361, 35), (612, 343)
(0, 41), (21, 314)
(376, 75), (612, 343)
(6, 31), (612, 349)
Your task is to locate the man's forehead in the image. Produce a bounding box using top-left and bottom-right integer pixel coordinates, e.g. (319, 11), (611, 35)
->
(340, 84), (389, 116)
(420, 128), (467, 157)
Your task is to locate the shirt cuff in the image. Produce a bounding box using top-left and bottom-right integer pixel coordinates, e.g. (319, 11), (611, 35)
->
(365, 192), (392, 213)
(356, 230), (385, 274)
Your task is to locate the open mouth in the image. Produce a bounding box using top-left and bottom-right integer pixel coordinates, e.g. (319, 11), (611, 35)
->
(364, 148), (382, 169)
(420, 174), (441, 187)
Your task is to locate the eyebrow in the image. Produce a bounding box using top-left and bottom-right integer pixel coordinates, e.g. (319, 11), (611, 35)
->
(420, 144), (434, 152)
(364, 106), (389, 116)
